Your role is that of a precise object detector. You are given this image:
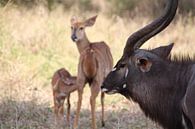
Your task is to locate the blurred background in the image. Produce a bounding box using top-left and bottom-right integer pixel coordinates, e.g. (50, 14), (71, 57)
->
(1, 0), (195, 17)
(0, 0), (195, 17)
(0, 0), (195, 129)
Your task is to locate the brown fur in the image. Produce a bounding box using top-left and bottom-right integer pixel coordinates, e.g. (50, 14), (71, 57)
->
(71, 16), (113, 129)
(82, 48), (97, 80)
(51, 68), (77, 126)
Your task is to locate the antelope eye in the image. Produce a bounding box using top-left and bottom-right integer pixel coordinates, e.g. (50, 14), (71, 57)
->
(79, 27), (84, 30)
(119, 63), (126, 68)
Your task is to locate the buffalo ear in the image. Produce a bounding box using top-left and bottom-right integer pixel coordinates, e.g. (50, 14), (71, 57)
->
(151, 43), (174, 59)
(136, 58), (152, 72)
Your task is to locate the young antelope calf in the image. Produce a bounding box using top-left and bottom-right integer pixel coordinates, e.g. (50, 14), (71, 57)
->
(51, 68), (77, 126)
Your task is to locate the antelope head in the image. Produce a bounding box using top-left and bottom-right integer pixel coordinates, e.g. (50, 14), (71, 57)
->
(101, 0), (178, 96)
(70, 15), (97, 42)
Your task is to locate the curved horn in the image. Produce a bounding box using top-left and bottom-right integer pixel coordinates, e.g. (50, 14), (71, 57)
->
(123, 0), (178, 57)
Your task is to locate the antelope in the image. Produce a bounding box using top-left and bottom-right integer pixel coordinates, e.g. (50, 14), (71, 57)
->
(70, 15), (113, 129)
(51, 68), (77, 126)
(102, 0), (195, 129)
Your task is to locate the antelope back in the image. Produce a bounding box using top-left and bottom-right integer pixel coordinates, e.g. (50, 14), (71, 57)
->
(52, 68), (77, 93)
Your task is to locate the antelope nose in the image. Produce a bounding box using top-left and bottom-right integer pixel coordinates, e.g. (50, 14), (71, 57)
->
(101, 85), (108, 92)
(71, 34), (77, 42)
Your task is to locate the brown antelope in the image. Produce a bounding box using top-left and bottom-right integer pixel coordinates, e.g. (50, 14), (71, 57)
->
(70, 15), (113, 129)
(51, 68), (77, 126)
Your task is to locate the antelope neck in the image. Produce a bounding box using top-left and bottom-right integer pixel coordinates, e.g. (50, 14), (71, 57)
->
(76, 37), (90, 54)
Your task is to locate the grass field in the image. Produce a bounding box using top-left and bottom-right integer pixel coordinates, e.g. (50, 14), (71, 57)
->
(0, 5), (195, 129)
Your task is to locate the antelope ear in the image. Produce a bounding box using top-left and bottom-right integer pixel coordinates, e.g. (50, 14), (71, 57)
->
(136, 57), (152, 72)
(71, 16), (77, 25)
(62, 78), (74, 86)
(151, 43), (174, 59)
(84, 15), (97, 27)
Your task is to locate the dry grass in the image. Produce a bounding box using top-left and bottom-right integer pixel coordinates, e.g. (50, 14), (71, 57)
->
(0, 4), (195, 129)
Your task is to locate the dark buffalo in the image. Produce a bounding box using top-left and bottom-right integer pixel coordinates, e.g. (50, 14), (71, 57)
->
(101, 0), (195, 129)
